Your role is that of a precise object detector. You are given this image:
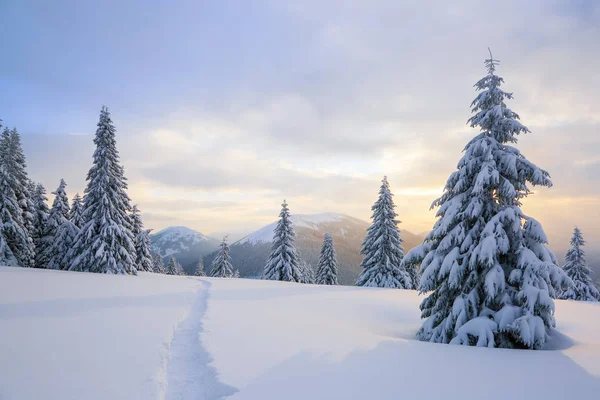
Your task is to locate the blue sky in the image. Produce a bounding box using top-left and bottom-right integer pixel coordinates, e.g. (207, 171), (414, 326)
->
(1, 0), (599, 252)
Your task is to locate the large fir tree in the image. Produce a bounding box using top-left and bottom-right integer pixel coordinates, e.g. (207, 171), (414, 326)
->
(559, 228), (599, 301)
(403, 52), (568, 349)
(210, 237), (234, 278)
(263, 200), (301, 282)
(70, 193), (84, 228)
(69, 106), (137, 274)
(0, 165), (20, 266)
(316, 233), (339, 285)
(0, 127), (35, 267)
(42, 179), (71, 269)
(6, 129), (36, 246)
(356, 177), (413, 289)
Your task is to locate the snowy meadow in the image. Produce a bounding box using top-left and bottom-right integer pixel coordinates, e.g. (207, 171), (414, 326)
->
(1, 268), (599, 400)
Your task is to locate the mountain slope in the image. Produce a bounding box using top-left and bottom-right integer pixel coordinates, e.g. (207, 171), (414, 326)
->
(205, 213), (425, 285)
(150, 226), (220, 274)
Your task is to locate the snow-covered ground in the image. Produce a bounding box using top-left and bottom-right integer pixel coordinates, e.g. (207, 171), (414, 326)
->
(1, 268), (599, 399)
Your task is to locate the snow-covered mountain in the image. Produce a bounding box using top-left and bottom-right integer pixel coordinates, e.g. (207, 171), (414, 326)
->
(205, 212), (426, 285)
(150, 226), (220, 273)
(238, 212), (348, 245)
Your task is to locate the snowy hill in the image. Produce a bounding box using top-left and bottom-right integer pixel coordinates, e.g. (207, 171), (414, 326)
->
(150, 226), (220, 273)
(206, 212), (425, 284)
(1, 267), (599, 399)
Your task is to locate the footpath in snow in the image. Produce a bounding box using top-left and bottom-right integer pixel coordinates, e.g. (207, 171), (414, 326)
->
(164, 279), (236, 400)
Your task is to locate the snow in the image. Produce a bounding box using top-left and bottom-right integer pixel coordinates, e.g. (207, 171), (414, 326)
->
(238, 213), (346, 244)
(0, 267), (208, 400)
(1, 268), (600, 399)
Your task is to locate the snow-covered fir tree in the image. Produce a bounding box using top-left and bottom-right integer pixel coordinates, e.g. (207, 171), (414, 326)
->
(0, 127), (35, 267)
(176, 261), (185, 275)
(0, 164), (20, 266)
(559, 228), (599, 302)
(233, 269), (240, 278)
(403, 53), (568, 349)
(5, 129), (36, 247)
(263, 200), (301, 282)
(316, 233), (339, 285)
(166, 256), (183, 276)
(69, 106), (137, 274)
(210, 237), (234, 278)
(0, 146), (23, 265)
(42, 179), (71, 269)
(135, 229), (154, 272)
(70, 193), (84, 228)
(130, 205), (143, 237)
(194, 257), (206, 276)
(47, 221), (79, 270)
(31, 183), (50, 266)
(298, 260), (315, 284)
(151, 252), (166, 274)
(356, 177), (413, 289)
(130, 206), (152, 272)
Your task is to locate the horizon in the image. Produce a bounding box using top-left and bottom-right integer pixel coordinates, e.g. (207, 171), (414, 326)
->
(2, 0), (599, 255)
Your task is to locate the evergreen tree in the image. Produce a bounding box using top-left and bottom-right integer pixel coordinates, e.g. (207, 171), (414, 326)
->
(130, 204), (143, 237)
(166, 256), (182, 275)
(316, 233), (339, 285)
(70, 193), (84, 228)
(263, 200), (301, 282)
(210, 237), (234, 278)
(42, 179), (71, 269)
(356, 177), (413, 289)
(559, 228), (599, 301)
(0, 148), (21, 265)
(194, 257), (206, 276)
(47, 221), (79, 270)
(151, 252), (166, 274)
(136, 229), (154, 272)
(176, 261), (185, 275)
(298, 259), (315, 284)
(31, 183), (50, 266)
(130, 206), (152, 272)
(0, 127), (35, 267)
(233, 269), (240, 278)
(403, 52), (568, 349)
(6, 129), (37, 247)
(69, 106), (137, 274)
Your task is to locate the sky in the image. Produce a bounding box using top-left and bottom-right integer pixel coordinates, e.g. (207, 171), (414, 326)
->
(1, 0), (599, 253)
